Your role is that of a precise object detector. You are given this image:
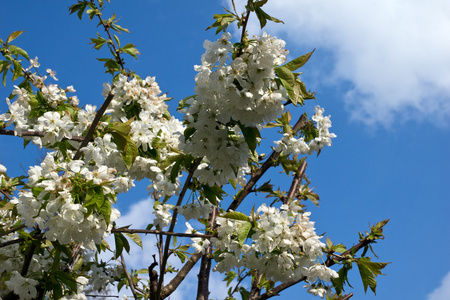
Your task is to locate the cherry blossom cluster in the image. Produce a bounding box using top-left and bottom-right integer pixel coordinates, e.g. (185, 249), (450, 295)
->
(211, 203), (338, 284)
(102, 74), (185, 198)
(10, 152), (130, 249)
(274, 105), (336, 156)
(179, 32), (289, 186)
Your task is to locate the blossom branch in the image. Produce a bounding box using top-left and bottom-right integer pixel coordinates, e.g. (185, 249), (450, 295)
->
(256, 233), (383, 300)
(111, 228), (216, 239)
(95, 10), (126, 70)
(228, 114), (307, 211)
(0, 129), (86, 142)
(73, 91), (114, 160)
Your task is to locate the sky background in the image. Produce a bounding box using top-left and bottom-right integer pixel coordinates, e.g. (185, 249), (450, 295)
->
(1, 1), (449, 300)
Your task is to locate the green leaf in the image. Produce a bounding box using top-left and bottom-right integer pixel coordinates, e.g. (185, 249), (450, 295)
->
(206, 14), (236, 34)
(112, 23), (130, 33)
(222, 211), (250, 222)
(121, 136), (138, 169)
(54, 270), (78, 292)
(169, 159), (182, 183)
(237, 222), (252, 246)
(6, 31), (25, 44)
(69, 2), (88, 20)
(12, 60), (22, 82)
(202, 184), (225, 205)
(256, 181), (273, 193)
(114, 232), (130, 258)
(99, 199), (112, 226)
(224, 271), (237, 287)
(183, 127), (196, 140)
(8, 45), (29, 60)
(282, 50), (315, 71)
(239, 124), (260, 152)
(356, 257), (389, 294)
(121, 43), (139, 59)
(124, 232), (143, 249)
(90, 35), (107, 50)
(331, 263), (352, 295)
(254, 7), (284, 29)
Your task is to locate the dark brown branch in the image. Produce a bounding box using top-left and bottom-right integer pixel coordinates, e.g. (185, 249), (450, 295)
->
(249, 272), (263, 299)
(20, 231), (43, 277)
(0, 224), (25, 238)
(149, 255), (159, 300)
(160, 252), (203, 299)
(228, 114), (307, 211)
(284, 161), (307, 205)
(73, 91), (115, 160)
(156, 158), (202, 300)
(253, 276), (307, 300)
(196, 207), (217, 300)
(0, 237), (25, 248)
(342, 293), (354, 300)
(111, 228), (216, 239)
(120, 253), (139, 300)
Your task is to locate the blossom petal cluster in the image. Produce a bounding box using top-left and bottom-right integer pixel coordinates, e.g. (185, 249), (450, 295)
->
(212, 203), (338, 284)
(180, 32), (289, 186)
(11, 152), (129, 249)
(274, 106), (336, 156)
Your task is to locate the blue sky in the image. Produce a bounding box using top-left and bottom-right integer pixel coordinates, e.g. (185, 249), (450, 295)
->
(1, 1), (449, 300)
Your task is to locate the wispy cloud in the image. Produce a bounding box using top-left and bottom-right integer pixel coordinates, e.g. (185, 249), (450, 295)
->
(427, 271), (450, 300)
(225, 0), (450, 127)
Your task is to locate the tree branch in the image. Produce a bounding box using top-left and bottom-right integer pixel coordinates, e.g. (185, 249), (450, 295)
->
(120, 253), (139, 300)
(0, 224), (25, 238)
(72, 91), (115, 160)
(156, 158), (202, 300)
(0, 129), (86, 142)
(284, 160), (307, 205)
(196, 207), (217, 300)
(160, 252), (203, 299)
(111, 228), (216, 239)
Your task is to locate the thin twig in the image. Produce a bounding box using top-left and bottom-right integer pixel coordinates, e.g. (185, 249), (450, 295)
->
(120, 253), (139, 300)
(111, 228), (216, 239)
(284, 160), (307, 204)
(342, 293), (354, 300)
(0, 224), (25, 238)
(0, 129), (86, 142)
(0, 237), (24, 248)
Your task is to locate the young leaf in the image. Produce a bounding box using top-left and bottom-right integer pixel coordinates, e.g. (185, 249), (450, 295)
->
(6, 31), (25, 45)
(282, 50), (315, 72)
(356, 257), (389, 294)
(8, 45), (29, 60)
(237, 221), (252, 246)
(239, 124), (260, 152)
(124, 232), (143, 249)
(222, 211), (250, 222)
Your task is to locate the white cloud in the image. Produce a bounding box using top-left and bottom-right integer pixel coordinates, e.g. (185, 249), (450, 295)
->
(427, 271), (450, 300)
(226, 0), (450, 127)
